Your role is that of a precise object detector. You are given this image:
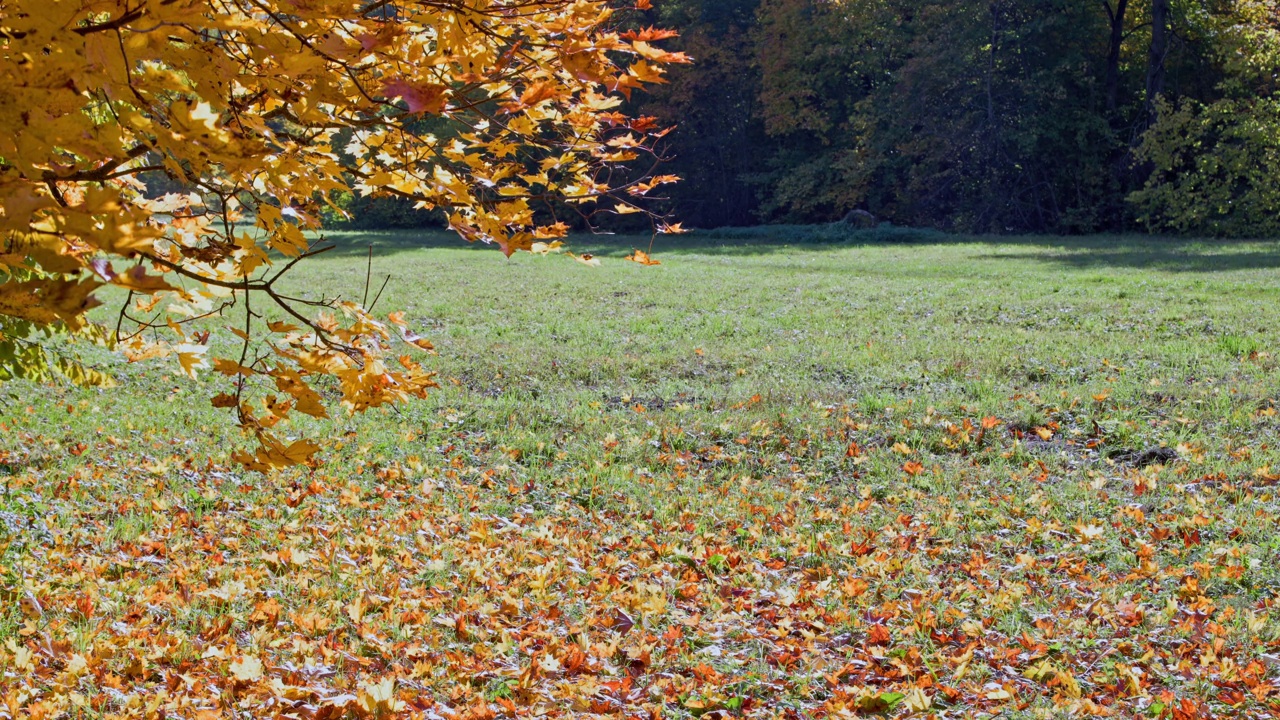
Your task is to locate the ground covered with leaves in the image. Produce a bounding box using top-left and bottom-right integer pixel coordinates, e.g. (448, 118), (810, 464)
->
(5, 232), (1280, 719)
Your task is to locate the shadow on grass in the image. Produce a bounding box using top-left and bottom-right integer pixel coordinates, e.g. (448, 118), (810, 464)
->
(315, 228), (659, 258)
(313, 224), (962, 258)
(978, 245), (1280, 273)
(312, 225), (1280, 272)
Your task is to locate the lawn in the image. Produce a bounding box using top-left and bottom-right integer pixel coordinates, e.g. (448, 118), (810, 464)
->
(4, 230), (1280, 719)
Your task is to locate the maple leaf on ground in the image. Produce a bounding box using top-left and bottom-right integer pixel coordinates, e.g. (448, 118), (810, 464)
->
(903, 687), (932, 712)
(359, 678), (403, 714)
(229, 656), (264, 682)
(1074, 523), (1106, 541)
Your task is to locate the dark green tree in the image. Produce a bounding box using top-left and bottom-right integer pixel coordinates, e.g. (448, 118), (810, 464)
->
(630, 0), (772, 228)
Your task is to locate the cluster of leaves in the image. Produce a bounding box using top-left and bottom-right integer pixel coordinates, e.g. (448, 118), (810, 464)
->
(3, 380), (1280, 718)
(0, 316), (114, 388)
(0, 0), (685, 468)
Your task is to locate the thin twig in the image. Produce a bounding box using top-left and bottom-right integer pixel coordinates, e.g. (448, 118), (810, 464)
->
(363, 244), (373, 306)
(368, 275), (391, 314)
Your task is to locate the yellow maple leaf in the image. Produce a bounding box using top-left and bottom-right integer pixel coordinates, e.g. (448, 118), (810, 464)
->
(359, 678), (403, 713)
(175, 344), (210, 380)
(625, 249), (661, 266)
(8, 640), (34, 672)
(1074, 523), (1106, 541)
(903, 686), (931, 712)
(347, 595), (365, 625)
(229, 655), (264, 682)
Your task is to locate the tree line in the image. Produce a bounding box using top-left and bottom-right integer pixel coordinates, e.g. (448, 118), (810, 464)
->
(626, 0), (1280, 235)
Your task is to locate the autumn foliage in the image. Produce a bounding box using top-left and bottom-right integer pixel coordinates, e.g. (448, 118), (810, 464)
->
(0, 0), (686, 469)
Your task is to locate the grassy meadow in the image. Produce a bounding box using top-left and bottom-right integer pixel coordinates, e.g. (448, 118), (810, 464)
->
(4, 230), (1280, 718)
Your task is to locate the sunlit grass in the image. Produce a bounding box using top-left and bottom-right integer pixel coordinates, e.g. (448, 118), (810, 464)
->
(4, 231), (1280, 717)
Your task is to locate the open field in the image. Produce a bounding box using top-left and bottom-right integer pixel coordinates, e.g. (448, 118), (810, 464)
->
(5, 231), (1280, 718)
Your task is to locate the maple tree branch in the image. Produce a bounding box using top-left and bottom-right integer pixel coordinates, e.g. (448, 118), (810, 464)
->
(138, 253), (269, 294)
(138, 248), (358, 361)
(72, 5), (147, 35)
(232, 275), (255, 426)
(114, 290), (135, 342)
(4, 0), (680, 472)
(264, 245), (337, 288)
(41, 145), (154, 184)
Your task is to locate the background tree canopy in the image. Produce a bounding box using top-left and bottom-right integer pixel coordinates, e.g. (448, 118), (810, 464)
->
(618, 0), (1280, 235)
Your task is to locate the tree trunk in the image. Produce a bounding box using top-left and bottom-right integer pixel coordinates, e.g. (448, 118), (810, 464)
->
(986, 3), (1000, 128)
(1144, 0), (1170, 125)
(1103, 0), (1129, 114)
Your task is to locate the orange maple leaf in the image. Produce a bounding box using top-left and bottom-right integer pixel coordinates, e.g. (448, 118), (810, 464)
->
(625, 249), (661, 266)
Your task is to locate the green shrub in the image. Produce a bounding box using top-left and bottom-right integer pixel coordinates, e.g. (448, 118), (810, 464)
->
(1130, 97), (1280, 238)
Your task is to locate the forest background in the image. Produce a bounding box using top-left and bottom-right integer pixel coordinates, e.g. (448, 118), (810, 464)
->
(318, 0), (1280, 237)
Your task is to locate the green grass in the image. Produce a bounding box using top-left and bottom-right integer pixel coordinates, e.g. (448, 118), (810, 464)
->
(4, 230), (1280, 718)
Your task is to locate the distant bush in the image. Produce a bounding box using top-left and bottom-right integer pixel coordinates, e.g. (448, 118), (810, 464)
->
(1131, 97), (1280, 238)
(322, 191), (444, 230)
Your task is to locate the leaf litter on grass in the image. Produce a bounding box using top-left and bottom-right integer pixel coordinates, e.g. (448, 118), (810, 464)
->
(2, 391), (1280, 720)
(6, 235), (1280, 719)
